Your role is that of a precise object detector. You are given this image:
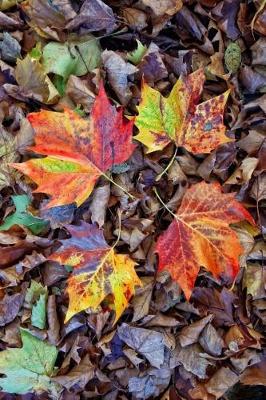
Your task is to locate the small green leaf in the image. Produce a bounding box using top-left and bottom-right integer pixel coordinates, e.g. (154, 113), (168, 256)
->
(42, 35), (101, 81)
(31, 293), (47, 329)
(0, 328), (60, 395)
(127, 40), (147, 65)
(224, 42), (241, 74)
(74, 105), (86, 117)
(25, 280), (47, 308)
(0, 194), (48, 235)
(25, 281), (48, 330)
(30, 42), (42, 61)
(53, 74), (66, 96)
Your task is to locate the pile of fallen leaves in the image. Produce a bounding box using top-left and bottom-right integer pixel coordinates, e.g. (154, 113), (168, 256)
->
(0, 0), (265, 399)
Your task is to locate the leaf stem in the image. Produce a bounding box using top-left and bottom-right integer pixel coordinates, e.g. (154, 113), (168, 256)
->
(156, 147), (178, 182)
(102, 172), (135, 200)
(153, 187), (176, 219)
(113, 209), (122, 249)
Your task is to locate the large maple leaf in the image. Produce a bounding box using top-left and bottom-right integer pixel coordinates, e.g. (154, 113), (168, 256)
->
(155, 182), (255, 299)
(49, 223), (141, 323)
(135, 69), (231, 153)
(11, 83), (135, 208)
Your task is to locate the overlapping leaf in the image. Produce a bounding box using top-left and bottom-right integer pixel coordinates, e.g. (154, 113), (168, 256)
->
(0, 328), (59, 395)
(49, 223), (141, 322)
(135, 69), (231, 153)
(156, 182), (255, 299)
(11, 83), (135, 208)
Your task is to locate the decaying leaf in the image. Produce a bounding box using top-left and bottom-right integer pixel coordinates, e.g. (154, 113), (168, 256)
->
(49, 223), (141, 322)
(11, 83), (135, 208)
(156, 181), (255, 299)
(66, 0), (116, 33)
(118, 323), (166, 368)
(135, 69), (231, 153)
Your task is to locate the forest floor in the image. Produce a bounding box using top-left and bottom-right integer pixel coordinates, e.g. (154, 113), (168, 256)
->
(0, 1), (265, 399)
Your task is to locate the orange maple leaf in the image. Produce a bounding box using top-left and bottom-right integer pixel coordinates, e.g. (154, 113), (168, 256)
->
(49, 223), (141, 323)
(155, 182), (255, 299)
(11, 83), (136, 208)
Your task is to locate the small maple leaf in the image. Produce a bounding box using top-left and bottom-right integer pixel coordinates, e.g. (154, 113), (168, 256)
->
(11, 83), (135, 208)
(155, 182), (255, 299)
(49, 223), (141, 323)
(135, 69), (231, 154)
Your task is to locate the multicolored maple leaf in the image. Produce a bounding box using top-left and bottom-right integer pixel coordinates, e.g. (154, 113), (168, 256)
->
(156, 182), (255, 299)
(11, 83), (135, 208)
(135, 69), (231, 153)
(49, 223), (141, 323)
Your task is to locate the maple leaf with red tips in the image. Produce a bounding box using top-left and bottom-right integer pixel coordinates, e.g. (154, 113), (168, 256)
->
(11, 83), (136, 208)
(155, 182), (255, 300)
(49, 222), (141, 323)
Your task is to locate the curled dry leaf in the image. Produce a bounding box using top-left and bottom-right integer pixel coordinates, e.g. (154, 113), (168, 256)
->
(118, 323), (166, 368)
(102, 50), (138, 105)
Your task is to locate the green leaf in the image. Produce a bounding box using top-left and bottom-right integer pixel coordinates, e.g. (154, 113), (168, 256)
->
(224, 42), (241, 74)
(0, 194), (48, 235)
(0, 328), (60, 395)
(42, 35), (101, 81)
(31, 293), (47, 330)
(53, 74), (66, 96)
(25, 280), (47, 307)
(30, 42), (42, 61)
(127, 40), (147, 65)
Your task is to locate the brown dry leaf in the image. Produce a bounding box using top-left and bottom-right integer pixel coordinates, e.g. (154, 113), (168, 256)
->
(0, 292), (24, 326)
(89, 184), (110, 227)
(205, 367), (239, 398)
(128, 368), (171, 399)
(176, 344), (212, 379)
(140, 0), (183, 16)
(118, 323), (166, 368)
(66, 0), (116, 33)
(102, 50), (138, 105)
(65, 75), (95, 113)
(53, 355), (94, 390)
(21, 0), (68, 40)
(179, 315), (213, 347)
(225, 157), (259, 184)
(131, 277), (154, 322)
(240, 357), (266, 385)
(199, 323), (224, 356)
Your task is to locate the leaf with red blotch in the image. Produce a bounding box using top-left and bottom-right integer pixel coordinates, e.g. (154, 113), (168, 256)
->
(155, 182), (255, 300)
(11, 83), (135, 208)
(135, 69), (231, 154)
(49, 223), (141, 323)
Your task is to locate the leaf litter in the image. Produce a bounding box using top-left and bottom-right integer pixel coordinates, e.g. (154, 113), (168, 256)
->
(0, 0), (265, 399)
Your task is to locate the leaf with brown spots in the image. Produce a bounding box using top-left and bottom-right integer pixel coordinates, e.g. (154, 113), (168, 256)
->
(155, 182), (255, 299)
(49, 223), (141, 323)
(135, 69), (231, 153)
(11, 83), (135, 208)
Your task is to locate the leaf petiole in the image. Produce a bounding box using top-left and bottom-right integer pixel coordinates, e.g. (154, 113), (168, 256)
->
(153, 187), (176, 219)
(156, 147), (178, 182)
(102, 172), (135, 200)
